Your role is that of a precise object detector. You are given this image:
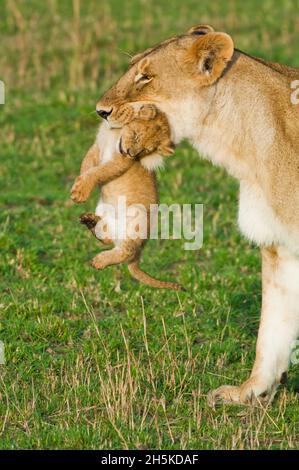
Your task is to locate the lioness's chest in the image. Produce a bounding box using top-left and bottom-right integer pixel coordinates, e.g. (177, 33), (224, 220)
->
(238, 181), (299, 254)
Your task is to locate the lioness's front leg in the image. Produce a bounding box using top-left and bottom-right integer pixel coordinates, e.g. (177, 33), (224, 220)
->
(208, 245), (299, 406)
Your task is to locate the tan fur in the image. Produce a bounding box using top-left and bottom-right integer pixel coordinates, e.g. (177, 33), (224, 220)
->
(95, 25), (299, 404)
(71, 105), (182, 291)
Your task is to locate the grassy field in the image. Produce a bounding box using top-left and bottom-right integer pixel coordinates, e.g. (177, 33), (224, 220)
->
(1, 0), (299, 450)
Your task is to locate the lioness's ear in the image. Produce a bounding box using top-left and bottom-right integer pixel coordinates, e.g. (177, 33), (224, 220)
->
(187, 24), (214, 35)
(184, 32), (234, 85)
(137, 57), (151, 75)
(135, 57), (153, 88)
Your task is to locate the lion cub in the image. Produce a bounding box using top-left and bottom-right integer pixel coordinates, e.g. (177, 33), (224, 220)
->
(71, 104), (183, 290)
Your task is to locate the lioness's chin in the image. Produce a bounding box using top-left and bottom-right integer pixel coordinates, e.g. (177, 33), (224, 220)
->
(104, 119), (122, 130)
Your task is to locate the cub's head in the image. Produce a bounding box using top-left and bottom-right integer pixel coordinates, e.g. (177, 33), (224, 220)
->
(119, 103), (175, 161)
(96, 25), (234, 142)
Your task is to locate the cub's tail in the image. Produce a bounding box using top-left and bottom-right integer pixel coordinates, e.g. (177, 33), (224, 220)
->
(128, 260), (185, 291)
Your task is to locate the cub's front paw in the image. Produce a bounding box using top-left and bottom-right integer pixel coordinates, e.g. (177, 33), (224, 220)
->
(71, 175), (92, 203)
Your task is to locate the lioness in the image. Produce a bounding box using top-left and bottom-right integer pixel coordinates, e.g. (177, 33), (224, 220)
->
(71, 104), (182, 290)
(94, 24), (299, 405)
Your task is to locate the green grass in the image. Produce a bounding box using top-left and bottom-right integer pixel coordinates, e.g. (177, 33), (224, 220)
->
(1, 0), (299, 449)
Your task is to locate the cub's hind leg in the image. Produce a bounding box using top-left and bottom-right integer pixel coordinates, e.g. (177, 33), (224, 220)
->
(91, 238), (142, 270)
(80, 212), (112, 245)
(80, 212), (100, 235)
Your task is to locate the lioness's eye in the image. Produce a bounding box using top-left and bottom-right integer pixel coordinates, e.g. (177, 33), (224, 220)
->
(135, 73), (153, 85)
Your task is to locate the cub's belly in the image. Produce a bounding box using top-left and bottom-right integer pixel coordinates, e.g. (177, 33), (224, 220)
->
(101, 162), (157, 208)
(94, 163), (157, 243)
(238, 181), (299, 255)
(95, 197), (149, 244)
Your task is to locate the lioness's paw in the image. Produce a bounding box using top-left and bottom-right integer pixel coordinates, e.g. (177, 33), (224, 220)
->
(207, 385), (242, 407)
(207, 378), (275, 407)
(71, 175), (92, 203)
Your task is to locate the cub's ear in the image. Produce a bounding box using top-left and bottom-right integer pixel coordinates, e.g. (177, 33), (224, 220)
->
(184, 32), (234, 85)
(187, 24), (214, 36)
(138, 104), (157, 120)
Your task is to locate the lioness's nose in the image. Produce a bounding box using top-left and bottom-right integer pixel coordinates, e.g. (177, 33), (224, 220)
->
(96, 108), (112, 119)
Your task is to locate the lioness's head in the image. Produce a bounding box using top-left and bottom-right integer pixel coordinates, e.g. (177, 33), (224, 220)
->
(96, 25), (234, 142)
